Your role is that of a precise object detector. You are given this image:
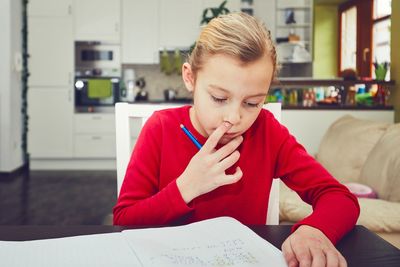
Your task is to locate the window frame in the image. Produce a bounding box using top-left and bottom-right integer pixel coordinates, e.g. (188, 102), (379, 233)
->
(371, 14), (391, 78)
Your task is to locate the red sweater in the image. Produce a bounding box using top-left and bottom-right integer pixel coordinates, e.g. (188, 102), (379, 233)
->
(113, 106), (359, 244)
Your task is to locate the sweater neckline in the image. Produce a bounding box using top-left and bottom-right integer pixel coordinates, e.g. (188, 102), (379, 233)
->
(182, 105), (208, 146)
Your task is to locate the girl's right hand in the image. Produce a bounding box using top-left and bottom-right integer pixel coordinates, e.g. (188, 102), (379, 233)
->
(176, 122), (243, 203)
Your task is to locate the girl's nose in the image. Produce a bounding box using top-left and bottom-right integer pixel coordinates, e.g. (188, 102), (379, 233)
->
(224, 105), (241, 126)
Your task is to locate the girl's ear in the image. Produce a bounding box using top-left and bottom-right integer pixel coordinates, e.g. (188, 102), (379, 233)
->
(182, 63), (195, 92)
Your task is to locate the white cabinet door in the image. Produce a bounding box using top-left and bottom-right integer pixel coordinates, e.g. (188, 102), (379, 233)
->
(159, 0), (203, 49)
(253, 0), (276, 39)
(121, 0), (159, 64)
(28, 88), (74, 158)
(74, 114), (115, 134)
(74, 134), (116, 158)
(73, 114), (116, 158)
(28, 0), (72, 17)
(28, 17), (73, 87)
(74, 0), (120, 42)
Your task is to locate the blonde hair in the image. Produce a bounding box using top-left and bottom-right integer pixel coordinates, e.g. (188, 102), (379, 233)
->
(188, 12), (278, 80)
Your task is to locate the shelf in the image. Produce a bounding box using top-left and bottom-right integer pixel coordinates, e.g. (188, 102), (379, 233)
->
(279, 60), (312, 64)
(276, 23), (311, 28)
(276, 41), (310, 44)
(272, 78), (395, 87)
(275, 0), (313, 72)
(277, 7), (310, 10)
(281, 105), (394, 110)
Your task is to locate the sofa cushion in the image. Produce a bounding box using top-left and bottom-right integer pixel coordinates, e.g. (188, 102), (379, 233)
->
(279, 182), (400, 233)
(359, 124), (400, 202)
(316, 115), (389, 183)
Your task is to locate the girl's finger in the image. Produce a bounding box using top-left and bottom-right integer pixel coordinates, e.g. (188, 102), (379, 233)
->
(201, 122), (232, 153)
(218, 166), (243, 186)
(212, 135), (243, 162)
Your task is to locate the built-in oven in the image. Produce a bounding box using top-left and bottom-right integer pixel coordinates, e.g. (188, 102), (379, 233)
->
(74, 41), (121, 111)
(74, 77), (120, 107)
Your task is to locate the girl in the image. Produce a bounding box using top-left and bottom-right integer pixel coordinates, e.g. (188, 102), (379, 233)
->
(114, 13), (359, 267)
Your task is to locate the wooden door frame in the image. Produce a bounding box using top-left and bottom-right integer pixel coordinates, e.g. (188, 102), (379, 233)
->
(338, 0), (373, 77)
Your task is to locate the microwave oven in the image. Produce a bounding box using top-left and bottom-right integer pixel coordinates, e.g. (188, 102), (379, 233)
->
(75, 41), (121, 79)
(75, 77), (120, 107)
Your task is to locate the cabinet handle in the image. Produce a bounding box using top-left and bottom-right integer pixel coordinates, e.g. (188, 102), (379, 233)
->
(91, 136), (102, 140)
(68, 5), (72, 15)
(92, 116), (102, 120)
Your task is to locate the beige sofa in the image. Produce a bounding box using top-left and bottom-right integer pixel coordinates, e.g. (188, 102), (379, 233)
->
(279, 115), (400, 248)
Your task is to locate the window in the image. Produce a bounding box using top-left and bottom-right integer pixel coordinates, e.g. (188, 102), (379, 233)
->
(372, 0), (391, 79)
(338, 0), (391, 79)
(340, 6), (357, 71)
(374, 0), (391, 18)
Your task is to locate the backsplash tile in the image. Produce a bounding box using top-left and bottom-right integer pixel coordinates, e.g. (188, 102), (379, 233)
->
(122, 64), (191, 101)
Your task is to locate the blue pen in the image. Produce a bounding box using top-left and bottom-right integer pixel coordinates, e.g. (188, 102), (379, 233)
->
(180, 124), (203, 150)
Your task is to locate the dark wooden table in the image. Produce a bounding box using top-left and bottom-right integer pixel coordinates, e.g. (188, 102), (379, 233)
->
(0, 225), (399, 266)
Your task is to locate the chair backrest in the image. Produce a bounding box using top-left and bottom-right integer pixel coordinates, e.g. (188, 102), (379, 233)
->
(115, 102), (281, 225)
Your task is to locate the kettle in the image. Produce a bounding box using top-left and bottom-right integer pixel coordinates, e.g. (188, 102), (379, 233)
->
(122, 68), (137, 102)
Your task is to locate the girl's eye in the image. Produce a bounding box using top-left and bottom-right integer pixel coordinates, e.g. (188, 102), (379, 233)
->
(245, 102), (261, 108)
(211, 95), (227, 103)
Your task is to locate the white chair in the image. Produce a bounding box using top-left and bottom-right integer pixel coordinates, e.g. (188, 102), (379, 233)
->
(115, 102), (282, 225)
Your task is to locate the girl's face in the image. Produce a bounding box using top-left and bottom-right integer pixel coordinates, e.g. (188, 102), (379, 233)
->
(182, 53), (274, 145)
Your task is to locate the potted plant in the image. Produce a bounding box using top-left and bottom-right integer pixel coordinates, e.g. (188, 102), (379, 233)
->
(373, 60), (390, 81)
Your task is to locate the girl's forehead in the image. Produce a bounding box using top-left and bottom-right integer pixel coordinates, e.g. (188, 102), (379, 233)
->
(195, 54), (273, 96)
(199, 54), (273, 78)
(203, 53), (245, 66)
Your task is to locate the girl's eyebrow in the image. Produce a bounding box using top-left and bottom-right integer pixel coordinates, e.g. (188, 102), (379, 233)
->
(209, 84), (229, 93)
(209, 84), (267, 98)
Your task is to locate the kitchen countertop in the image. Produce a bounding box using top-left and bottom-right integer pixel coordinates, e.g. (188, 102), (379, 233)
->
(75, 101), (393, 114)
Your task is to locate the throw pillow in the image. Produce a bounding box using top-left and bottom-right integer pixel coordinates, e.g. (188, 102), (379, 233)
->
(343, 182), (377, 198)
(316, 115), (389, 183)
(359, 124), (400, 202)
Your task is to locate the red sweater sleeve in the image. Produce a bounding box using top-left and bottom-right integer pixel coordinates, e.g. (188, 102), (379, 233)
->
(273, 119), (360, 244)
(113, 113), (192, 225)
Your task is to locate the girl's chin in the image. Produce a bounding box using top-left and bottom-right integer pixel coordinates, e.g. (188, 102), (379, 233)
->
(218, 136), (234, 145)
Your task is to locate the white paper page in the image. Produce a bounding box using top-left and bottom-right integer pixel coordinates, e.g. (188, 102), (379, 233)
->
(0, 232), (142, 267)
(122, 217), (287, 267)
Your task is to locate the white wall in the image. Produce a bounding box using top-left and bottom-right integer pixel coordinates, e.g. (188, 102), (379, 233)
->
(0, 0), (24, 172)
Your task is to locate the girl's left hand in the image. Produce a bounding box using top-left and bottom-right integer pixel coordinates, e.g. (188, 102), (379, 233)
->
(281, 225), (347, 267)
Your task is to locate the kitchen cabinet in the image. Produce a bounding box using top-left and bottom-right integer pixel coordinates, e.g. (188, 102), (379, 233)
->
(253, 0), (276, 39)
(28, 11), (74, 159)
(74, 0), (121, 42)
(275, 0), (313, 63)
(28, 88), (74, 158)
(121, 0), (241, 63)
(28, 0), (72, 17)
(121, 0), (159, 64)
(158, 0), (240, 49)
(159, 0), (203, 49)
(73, 114), (116, 158)
(28, 17), (73, 87)
(202, 0), (241, 14)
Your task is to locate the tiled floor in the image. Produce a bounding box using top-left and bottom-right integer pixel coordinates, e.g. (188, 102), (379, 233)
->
(0, 170), (117, 225)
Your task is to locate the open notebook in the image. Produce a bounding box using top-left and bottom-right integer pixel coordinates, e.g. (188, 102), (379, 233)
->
(0, 217), (287, 267)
